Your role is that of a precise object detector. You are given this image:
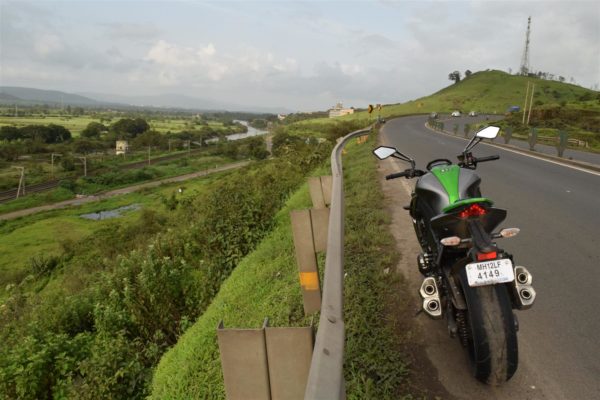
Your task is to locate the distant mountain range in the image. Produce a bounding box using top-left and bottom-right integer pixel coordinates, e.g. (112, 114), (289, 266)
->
(0, 86), (290, 114)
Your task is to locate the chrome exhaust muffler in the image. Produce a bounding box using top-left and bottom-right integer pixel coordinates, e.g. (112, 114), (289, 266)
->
(512, 266), (536, 310)
(420, 277), (443, 319)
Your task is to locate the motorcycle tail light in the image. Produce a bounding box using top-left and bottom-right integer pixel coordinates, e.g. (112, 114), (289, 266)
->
(477, 251), (497, 261)
(459, 203), (488, 218)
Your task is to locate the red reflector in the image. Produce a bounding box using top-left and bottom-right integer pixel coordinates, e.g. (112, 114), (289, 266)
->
(459, 203), (488, 218)
(477, 251), (497, 261)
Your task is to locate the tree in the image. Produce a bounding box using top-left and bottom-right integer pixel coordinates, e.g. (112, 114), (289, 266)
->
(132, 130), (166, 148)
(81, 122), (107, 138)
(73, 139), (98, 154)
(0, 126), (22, 141)
(465, 69), (472, 78)
(110, 118), (150, 139)
(448, 71), (461, 84)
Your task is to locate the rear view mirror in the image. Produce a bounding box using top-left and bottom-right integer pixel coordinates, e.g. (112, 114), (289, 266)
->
(373, 146), (397, 160)
(476, 126), (500, 139)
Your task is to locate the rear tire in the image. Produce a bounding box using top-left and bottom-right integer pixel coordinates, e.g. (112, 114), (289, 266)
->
(458, 269), (518, 385)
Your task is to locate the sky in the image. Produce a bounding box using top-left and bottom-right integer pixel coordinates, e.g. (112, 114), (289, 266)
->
(0, 0), (599, 111)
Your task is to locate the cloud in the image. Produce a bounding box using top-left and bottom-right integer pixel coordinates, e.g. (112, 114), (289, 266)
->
(33, 33), (64, 57)
(103, 22), (161, 42)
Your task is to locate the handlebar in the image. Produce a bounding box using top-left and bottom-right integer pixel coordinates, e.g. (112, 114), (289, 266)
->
(458, 153), (500, 168)
(385, 169), (425, 180)
(474, 155), (500, 163)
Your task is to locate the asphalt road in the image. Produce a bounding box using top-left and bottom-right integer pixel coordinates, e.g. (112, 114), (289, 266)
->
(380, 115), (600, 400)
(436, 114), (600, 165)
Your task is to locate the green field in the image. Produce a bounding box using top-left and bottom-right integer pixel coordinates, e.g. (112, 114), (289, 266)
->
(0, 167), (225, 294)
(0, 115), (233, 137)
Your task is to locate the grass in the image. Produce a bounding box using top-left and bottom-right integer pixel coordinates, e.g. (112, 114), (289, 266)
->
(0, 167), (227, 294)
(150, 180), (315, 399)
(151, 128), (415, 399)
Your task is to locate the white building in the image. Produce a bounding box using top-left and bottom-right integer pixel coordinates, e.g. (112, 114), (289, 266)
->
(116, 140), (129, 155)
(329, 102), (354, 118)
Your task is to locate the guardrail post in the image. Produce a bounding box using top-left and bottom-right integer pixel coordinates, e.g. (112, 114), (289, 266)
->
(504, 126), (512, 144)
(290, 210), (323, 314)
(218, 319), (314, 400)
(529, 127), (537, 151)
(557, 130), (568, 157)
(217, 319), (271, 400)
(265, 324), (314, 400)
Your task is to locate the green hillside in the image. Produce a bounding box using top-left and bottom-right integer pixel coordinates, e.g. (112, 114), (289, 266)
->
(330, 70), (600, 150)
(346, 70), (595, 116)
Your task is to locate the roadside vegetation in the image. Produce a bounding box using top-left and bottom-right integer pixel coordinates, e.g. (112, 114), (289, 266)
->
(151, 127), (428, 399)
(0, 119), (366, 399)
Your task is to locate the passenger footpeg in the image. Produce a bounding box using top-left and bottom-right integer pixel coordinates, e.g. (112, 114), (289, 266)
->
(419, 277), (443, 319)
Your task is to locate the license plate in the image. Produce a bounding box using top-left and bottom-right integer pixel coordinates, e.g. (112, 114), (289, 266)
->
(466, 259), (514, 287)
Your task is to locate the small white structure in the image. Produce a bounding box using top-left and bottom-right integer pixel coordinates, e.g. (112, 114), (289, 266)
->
(116, 140), (129, 155)
(329, 102), (354, 118)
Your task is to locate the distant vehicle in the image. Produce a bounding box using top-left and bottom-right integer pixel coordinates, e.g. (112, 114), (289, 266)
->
(451, 111), (461, 117)
(469, 111), (478, 117)
(430, 112), (439, 119)
(507, 106), (520, 113)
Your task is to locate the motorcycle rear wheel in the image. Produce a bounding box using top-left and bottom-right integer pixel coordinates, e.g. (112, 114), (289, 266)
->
(458, 269), (518, 385)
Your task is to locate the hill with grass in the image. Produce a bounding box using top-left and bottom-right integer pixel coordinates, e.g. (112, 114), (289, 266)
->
(331, 70), (600, 150)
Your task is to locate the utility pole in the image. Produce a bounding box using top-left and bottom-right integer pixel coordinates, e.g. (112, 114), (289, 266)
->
(78, 156), (87, 176)
(148, 146), (151, 165)
(168, 139), (172, 152)
(526, 83), (535, 126)
(12, 166), (25, 199)
(522, 81), (530, 124)
(186, 140), (191, 155)
(51, 153), (62, 178)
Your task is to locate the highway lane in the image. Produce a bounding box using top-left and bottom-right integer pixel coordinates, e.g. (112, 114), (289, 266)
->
(381, 115), (600, 399)
(435, 114), (600, 165)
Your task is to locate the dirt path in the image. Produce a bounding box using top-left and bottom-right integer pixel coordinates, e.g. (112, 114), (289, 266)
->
(0, 161), (250, 221)
(377, 134), (550, 399)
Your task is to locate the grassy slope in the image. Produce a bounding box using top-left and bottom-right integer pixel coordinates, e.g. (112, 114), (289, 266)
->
(151, 181), (315, 399)
(305, 70), (599, 122)
(152, 131), (418, 398)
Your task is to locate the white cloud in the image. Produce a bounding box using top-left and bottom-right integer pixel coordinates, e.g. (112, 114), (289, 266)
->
(33, 34), (64, 57)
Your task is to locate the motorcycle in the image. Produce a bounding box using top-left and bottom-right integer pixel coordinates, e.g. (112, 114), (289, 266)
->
(373, 126), (536, 385)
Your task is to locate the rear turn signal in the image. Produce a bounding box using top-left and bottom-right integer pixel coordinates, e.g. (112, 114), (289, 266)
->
(500, 228), (520, 238)
(477, 251), (497, 261)
(459, 203), (487, 218)
(441, 236), (461, 246)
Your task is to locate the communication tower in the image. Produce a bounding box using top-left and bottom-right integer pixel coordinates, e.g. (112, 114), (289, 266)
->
(519, 16), (532, 75)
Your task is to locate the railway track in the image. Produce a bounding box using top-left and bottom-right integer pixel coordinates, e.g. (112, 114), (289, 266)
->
(0, 180), (60, 203)
(0, 149), (206, 204)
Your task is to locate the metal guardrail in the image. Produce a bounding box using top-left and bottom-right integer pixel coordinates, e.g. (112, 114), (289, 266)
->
(304, 126), (372, 400)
